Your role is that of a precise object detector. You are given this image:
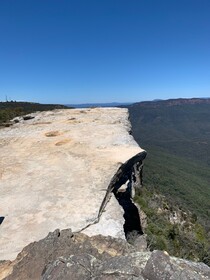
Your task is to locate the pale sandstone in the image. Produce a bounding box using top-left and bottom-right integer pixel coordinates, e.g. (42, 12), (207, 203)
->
(0, 108), (144, 260)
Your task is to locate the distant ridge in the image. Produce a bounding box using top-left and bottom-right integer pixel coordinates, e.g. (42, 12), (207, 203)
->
(66, 102), (132, 108)
(131, 98), (210, 108)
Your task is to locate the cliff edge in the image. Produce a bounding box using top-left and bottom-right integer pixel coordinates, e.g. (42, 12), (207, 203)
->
(0, 108), (210, 279)
(0, 108), (144, 261)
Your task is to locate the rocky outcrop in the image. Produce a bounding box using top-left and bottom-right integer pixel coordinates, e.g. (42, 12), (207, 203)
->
(0, 108), (145, 260)
(0, 228), (209, 280)
(0, 107), (209, 279)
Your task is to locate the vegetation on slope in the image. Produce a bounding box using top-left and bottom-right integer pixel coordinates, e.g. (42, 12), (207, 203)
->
(129, 99), (210, 165)
(128, 99), (210, 223)
(0, 101), (68, 125)
(127, 98), (210, 264)
(134, 186), (210, 265)
(143, 149), (210, 224)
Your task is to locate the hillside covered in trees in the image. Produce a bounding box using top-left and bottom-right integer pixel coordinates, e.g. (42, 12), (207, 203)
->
(127, 98), (210, 265)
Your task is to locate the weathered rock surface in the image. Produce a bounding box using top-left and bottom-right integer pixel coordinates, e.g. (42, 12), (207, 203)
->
(1, 108), (209, 279)
(0, 108), (144, 260)
(0, 228), (209, 280)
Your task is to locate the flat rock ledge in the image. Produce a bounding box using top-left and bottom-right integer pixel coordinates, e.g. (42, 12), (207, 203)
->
(0, 228), (209, 280)
(0, 108), (143, 260)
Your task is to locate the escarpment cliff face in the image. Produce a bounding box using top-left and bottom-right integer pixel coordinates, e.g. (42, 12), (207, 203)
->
(0, 108), (145, 261)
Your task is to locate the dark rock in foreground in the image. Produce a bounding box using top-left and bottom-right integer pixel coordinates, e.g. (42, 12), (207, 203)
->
(0, 228), (209, 280)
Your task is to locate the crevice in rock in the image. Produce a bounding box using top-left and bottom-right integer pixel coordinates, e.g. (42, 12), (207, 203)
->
(0, 216), (5, 225)
(114, 189), (143, 239)
(111, 151), (146, 240)
(79, 151), (147, 241)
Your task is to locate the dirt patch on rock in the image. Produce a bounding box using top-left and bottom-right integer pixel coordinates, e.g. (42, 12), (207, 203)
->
(33, 122), (52, 125)
(45, 131), (60, 137)
(55, 139), (71, 146)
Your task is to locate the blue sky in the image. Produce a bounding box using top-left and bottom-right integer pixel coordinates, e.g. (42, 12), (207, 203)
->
(0, 0), (210, 104)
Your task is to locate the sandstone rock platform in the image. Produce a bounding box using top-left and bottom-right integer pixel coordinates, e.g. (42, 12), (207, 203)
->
(0, 108), (144, 260)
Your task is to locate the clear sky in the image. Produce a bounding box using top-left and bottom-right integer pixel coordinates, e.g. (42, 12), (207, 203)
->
(0, 0), (210, 104)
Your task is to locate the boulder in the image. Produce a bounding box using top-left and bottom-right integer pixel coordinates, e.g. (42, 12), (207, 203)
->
(1, 229), (209, 280)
